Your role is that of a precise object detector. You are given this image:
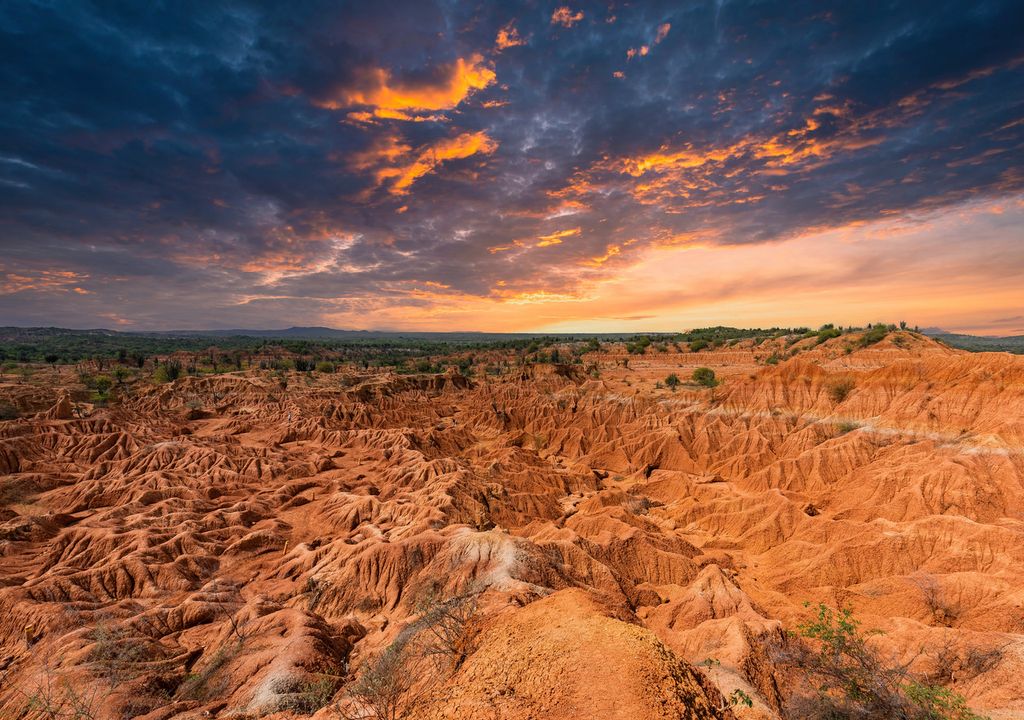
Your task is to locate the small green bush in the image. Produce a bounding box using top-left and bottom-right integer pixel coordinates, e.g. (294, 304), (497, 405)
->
(154, 360), (182, 383)
(692, 367), (717, 387)
(860, 324), (890, 347)
(775, 603), (989, 720)
(664, 373), (681, 391)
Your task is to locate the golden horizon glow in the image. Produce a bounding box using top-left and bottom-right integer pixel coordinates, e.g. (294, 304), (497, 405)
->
(312, 195), (1024, 336)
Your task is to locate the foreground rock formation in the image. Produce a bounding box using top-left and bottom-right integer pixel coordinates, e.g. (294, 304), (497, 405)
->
(0, 332), (1021, 719)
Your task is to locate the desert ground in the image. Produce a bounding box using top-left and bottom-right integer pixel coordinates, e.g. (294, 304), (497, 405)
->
(0, 330), (1022, 719)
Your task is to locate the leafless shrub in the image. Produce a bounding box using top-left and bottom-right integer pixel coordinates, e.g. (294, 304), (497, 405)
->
(912, 574), (960, 627)
(414, 591), (479, 671)
(335, 633), (422, 720)
(87, 622), (153, 684)
(928, 636), (1005, 683)
(275, 671), (343, 715)
(335, 589), (480, 720)
(305, 576), (329, 612)
(13, 663), (100, 720)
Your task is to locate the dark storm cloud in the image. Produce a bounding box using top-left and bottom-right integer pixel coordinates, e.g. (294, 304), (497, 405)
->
(0, 0), (1021, 327)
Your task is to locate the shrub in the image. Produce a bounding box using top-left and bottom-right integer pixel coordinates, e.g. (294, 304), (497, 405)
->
(691, 367), (717, 387)
(625, 336), (651, 354)
(860, 324), (890, 347)
(912, 574), (960, 627)
(336, 634), (420, 720)
(0, 403), (19, 420)
(689, 339), (709, 352)
(16, 662), (101, 720)
(835, 421), (860, 435)
(414, 591), (479, 671)
(664, 373), (681, 391)
(315, 361), (336, 373)
(773, 603), (988, 720)
(154, 360), (182, 383)
(88, 623), (151, 684)
(816, 327), (842, 344)
(827, 376), (855, 403)
(278, 673), (342, 714)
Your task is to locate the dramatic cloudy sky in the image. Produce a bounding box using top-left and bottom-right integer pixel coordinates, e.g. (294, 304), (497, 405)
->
(1, 1), (1022, 333)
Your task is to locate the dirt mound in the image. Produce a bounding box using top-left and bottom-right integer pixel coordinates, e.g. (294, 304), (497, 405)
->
(414, 588), (732, 720)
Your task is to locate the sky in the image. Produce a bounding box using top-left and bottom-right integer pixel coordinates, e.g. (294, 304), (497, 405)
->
(1, 1), (1022, 334)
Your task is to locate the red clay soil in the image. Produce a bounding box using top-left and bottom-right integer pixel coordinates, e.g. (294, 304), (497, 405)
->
(0, 331), (1021, 719)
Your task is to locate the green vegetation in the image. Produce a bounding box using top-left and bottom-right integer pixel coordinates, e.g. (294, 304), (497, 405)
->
(625, 335), (652, 354)
(860, 323), (892, 347)
(776, 603), (988, 720)
(691, 367), (718, 387)
(816, 323), (843, 344)
(835, 421), (861, 435)
(664, 373), (681, 391)
(927, 332), (1024, 354)
(153, 360), (182, 383)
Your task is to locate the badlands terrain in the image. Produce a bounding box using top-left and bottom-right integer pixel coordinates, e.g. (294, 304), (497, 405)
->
(0, 330), (1022, 719)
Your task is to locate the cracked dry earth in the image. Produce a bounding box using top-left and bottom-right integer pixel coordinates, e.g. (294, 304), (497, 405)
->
(1, 332), (1023, 719)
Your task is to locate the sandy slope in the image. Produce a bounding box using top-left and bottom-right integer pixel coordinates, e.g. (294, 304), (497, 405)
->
(0, 331), (1021, 718)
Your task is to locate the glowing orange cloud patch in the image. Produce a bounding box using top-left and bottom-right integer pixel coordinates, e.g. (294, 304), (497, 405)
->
(0, 269), (90, 295)
(586, 244), (620, 266)
(536, 227), (581, 247)
(655, 23), (671, 44)
(495, 22), (525, 50)
(349, 132), (412, 172)
(551, 7), (584, 27)
(622, 144), (737, 175)
(317, 54), (495, 119)
(375, 131), (498, 194)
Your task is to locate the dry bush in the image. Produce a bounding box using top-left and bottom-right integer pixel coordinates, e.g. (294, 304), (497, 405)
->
(336, 589), (480, 720)
(414, 591), (479, 671)
(275, 671), (343, 715)
(335, 634), (421, 720)
(827, 376), (856, 403)
(87, 622), (153, 684)
(12, 664), (99, 720)
(928, 636), (1005, 684)
(912, 574), (960, 627)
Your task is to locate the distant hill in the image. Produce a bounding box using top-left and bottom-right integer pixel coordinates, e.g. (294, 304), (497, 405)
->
(922, 330), (1024, 354)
